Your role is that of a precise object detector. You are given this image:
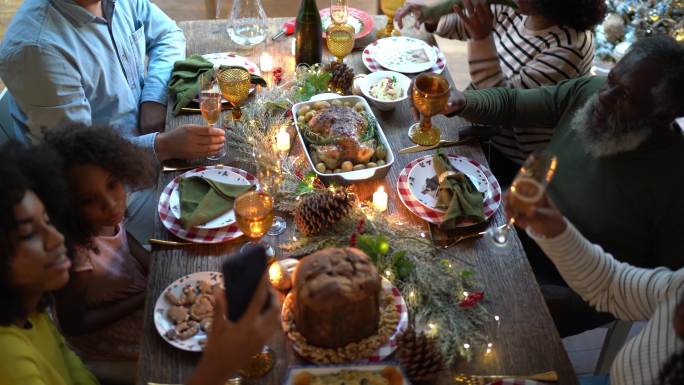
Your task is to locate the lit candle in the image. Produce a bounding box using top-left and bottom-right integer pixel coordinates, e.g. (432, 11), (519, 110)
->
(275, 129), (291, 153)
(372, 186), (388, 212)
(260, 52), (273, 72)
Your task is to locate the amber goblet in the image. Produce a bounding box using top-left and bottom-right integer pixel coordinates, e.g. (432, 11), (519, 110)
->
(326, 23), (355, 64)
(218, 67), (251, 121)
(377, 0), (405, 38)
(408, 72), (450, 146)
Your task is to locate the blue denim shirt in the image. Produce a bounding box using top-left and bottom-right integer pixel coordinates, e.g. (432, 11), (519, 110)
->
(0, 0), (185, 158)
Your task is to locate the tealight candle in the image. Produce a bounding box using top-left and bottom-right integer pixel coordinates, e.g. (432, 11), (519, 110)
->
(260, 52), (274, 72)
(275, 129), (291, 153)
(372, 186), (388, 212)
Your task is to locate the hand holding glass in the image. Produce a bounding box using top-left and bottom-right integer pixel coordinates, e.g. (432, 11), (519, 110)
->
(487, 152), (558, 248)
(199, 72), (225, 160)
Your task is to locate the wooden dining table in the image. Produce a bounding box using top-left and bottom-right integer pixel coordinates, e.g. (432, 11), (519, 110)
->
(137, 17), (579, 385)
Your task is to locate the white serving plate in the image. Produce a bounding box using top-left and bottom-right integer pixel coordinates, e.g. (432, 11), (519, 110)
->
(292, 94), (395, 185)
(168, 167), (254, 230)
(283, 364), (411, 385)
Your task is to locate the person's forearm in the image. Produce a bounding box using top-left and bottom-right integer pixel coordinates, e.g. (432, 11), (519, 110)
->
(530, 220), (672, 320)
(77, 292), (146, 333)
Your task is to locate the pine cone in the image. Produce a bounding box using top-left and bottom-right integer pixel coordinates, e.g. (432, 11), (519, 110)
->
(397, 327), (445, 384)
(294, 190), (354, 236)
(327, 62), (355, 94)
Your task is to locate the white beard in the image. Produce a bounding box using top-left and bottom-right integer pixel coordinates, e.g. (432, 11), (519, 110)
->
(571, 95), (653, 157)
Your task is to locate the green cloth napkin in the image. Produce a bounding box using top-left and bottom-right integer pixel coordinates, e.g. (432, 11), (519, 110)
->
(421, 0), (517, 21)
(168, 55), (216, 116)
(432, 150), (485, 226)
(168, 56), (269, 116)
(179, 176), (254, 229)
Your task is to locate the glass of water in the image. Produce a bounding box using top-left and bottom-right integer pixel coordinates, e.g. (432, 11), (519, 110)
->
(227, 0), (268, 48)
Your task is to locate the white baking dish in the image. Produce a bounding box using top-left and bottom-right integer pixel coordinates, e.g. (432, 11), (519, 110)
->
(292, 94), (395, 185)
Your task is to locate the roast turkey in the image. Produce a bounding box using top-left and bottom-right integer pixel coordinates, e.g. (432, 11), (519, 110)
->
(308, 106), (375, 168)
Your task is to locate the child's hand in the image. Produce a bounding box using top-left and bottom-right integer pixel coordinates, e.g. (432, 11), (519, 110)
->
(504, 191), (567, 238)
(453, 0), (494, 41)
(199, 275), (279, 380)
(155, 125), (225, 161)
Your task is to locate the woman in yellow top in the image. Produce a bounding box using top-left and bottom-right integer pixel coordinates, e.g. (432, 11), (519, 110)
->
(0, 143), (280, 385)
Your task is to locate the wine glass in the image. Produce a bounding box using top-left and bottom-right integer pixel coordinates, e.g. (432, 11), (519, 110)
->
(199, 72), (225, 160)
(218, 67), (251, 122)
(487, 152), (558, 248)
(409, 72), (450, 146)
(326, 23), (355, 64)
(377, 0), (406, 38)
(330, 0), (348, 25)
(235, 190), (275, 257)
(254, 150), (287, 236)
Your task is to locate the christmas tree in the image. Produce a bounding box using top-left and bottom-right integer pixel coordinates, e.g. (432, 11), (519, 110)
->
(596, 0), (684, 63)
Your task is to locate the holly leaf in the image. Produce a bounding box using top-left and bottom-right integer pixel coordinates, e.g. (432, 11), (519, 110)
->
(356, 234), (379, 263)
(460, 269), (475, 278)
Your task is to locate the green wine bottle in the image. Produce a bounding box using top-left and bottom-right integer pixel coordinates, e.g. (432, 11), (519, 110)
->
(295, 0), (323, 65)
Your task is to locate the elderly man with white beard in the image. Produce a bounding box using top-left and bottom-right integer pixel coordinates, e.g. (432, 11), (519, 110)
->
(414, 35), (684, 337)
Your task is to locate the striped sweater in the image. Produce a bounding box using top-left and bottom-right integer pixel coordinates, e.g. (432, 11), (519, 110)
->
(432, 5), (595, 163)
(530, 221), (683, 385)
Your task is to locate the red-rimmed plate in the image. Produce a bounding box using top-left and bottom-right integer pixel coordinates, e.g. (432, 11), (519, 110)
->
(397, 154), (501, 226)
(282, 278), (408, 363)
(158, 165), (257, 244)
(284, 7), (374, 40)
(363, 38), (446, 74)
(201, 53), (260, 75)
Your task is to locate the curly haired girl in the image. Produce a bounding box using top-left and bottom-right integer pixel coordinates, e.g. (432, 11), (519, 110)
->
(44, 126), (156, 366)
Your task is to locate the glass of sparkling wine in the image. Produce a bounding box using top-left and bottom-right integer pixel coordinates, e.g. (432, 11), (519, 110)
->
(487, 152), (558, 248)
(199, 72), (224, 160)
(330, 0), (348, 25)
(235, 190), (275, 257)
(326, 23), (355, 64)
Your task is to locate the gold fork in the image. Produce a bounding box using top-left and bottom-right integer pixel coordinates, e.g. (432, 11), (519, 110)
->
(453, 370), (558, 384)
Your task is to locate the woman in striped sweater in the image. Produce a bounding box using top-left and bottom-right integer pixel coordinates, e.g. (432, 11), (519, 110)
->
(396, 0), (606, 166)
(507, 192), (683, 385)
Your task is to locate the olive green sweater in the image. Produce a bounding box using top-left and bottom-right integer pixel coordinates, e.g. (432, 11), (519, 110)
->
(461, 76), (684, 270)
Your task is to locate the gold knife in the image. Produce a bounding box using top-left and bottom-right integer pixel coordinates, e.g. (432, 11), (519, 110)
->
(398, 137), (474, 155)
(453, 370), (558, 385)
(162, 164), (223, 173)
(148, 238), (194, 247)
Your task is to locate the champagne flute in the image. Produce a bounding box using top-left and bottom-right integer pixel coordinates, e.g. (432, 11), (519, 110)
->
(235, 190), (275, 257)
(254, 150), (287, 236)
(326, 23), (355, 64)
(330, 0), (348, 25)
(487, 152), (558, 248)
(199, 72), (225, 160)
(409, 72), (450, 146)
(377, 0), (406, 38)
(218, 67), (251, 122)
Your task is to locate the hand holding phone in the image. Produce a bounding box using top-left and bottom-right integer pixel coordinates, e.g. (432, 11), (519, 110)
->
(221, 244), (272, 322)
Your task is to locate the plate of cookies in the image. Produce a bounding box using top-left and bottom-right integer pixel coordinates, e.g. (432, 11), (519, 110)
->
(153, 271), (223, 352)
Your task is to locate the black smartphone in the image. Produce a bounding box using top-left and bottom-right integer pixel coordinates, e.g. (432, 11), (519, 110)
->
(221, 244), (270, 322)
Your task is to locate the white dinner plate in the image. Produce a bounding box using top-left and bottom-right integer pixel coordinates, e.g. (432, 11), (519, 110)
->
(373, 37), (438, 73)
(169, 167), (255, 230)
(153, 271), (223, 352)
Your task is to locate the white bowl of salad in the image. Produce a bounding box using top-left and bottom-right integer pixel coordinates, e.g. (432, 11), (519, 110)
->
(359, 70), (411, 111)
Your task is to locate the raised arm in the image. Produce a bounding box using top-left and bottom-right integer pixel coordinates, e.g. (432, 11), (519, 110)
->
(530, 220), (684, 321)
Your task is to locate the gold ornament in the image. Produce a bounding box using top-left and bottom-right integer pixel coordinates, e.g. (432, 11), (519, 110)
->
(674, 27), (684, 42)
(294, 190), (355, 236)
